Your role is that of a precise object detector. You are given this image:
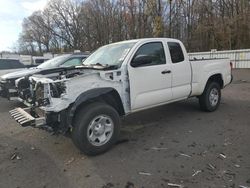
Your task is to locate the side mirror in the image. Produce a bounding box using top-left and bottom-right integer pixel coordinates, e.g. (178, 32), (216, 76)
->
(131, 55), (153, 67)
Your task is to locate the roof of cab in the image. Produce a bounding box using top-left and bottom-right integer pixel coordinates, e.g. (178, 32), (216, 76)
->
(108, 38), (181, 45)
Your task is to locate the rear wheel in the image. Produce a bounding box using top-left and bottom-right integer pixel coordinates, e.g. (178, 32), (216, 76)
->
(199, 82), (221, 112)
(72, 102), (121, 156)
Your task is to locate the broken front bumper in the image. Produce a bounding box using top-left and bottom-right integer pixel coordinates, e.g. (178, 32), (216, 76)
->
(9, 106), (69, 133)
(10, 107), (45, 127)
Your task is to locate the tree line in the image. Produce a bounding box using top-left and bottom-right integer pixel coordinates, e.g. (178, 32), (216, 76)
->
(17, 0), (250, 55)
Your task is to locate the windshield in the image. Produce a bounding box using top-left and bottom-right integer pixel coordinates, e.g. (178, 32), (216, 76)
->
(83, 41), (137, 68)
(37, 55), (70, 69)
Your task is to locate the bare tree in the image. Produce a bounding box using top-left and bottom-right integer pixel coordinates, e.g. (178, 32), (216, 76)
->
(17, 0), (250, 54)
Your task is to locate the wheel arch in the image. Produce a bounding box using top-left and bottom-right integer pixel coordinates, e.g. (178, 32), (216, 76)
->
(68, 87), (125, 127)
(206, 73), (224, 89)
(200, 73), (224, 95)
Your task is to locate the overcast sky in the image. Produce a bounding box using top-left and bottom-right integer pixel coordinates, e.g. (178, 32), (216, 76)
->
(0, 0), (48, 52)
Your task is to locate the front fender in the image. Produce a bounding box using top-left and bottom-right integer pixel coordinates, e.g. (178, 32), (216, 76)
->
(68, 87), (115, 126)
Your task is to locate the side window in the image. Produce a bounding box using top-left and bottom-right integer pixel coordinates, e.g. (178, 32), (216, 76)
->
(167, 42), (185, 63)
(62, 58), (82, 67)
(34, 59), (48, 65)
(131, 42), (166, 67)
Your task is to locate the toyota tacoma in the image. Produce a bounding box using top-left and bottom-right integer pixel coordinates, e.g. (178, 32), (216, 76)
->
(10, 38), (233, 155)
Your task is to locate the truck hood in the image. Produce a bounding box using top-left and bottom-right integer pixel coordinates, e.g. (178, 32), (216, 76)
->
(29, 68), (95, 84)
(0, 68), (41, 80)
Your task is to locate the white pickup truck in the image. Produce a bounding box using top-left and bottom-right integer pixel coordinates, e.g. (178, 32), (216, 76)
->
(10, 38), (232, 155)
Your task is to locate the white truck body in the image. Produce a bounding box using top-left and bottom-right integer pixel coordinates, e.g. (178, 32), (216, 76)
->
(27, 38), (231, 114)
(10, 38), (232, 155)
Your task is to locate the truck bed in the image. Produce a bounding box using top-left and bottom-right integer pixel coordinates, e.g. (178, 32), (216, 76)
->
(190, 58), (231, 96)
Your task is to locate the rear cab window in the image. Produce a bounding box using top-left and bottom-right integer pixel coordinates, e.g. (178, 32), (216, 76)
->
(167, 42), (185, 63)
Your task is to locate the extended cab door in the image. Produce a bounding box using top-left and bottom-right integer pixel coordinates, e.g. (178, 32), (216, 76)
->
(128, 41), (172, 111)
(167, 41), (192, 99)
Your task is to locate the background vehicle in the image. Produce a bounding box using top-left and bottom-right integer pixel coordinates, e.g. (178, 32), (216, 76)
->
(10, 38), (232, 155)
(0, 59), (26, 77)
(32, 57), (49, 66)
(20, 55), (50, 67)
(0, 53), (88, 100)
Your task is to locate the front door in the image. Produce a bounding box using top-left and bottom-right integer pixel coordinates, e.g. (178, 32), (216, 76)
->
(128, 42), (172, 111)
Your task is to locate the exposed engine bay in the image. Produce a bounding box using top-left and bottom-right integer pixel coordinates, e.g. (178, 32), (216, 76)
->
(16, 67), (86, 107)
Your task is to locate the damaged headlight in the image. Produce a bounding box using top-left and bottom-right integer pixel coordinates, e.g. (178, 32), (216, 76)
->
(49, 81), (66, 98)
(16, 77), (32, 101)
(34, 82), (50, 106)
(29, 77), (66, 106)
(17, 77), (30, 90)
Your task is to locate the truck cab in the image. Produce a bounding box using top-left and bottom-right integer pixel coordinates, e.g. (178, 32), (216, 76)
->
(126, 38), (192, 111)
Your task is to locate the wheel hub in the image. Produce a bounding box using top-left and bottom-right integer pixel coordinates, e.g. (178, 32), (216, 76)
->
(94, 123), (105, 135)
(209, 88), (219, 106)
(87, 115), (114, 146)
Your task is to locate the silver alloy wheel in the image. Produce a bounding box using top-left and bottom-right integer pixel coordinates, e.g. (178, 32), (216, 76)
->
(87, 115), (114, 146)
(209, 88), (219, 106)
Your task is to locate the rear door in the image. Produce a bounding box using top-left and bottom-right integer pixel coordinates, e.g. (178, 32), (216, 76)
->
(167, 42), (192, 99)
(128, 41), (172, 111)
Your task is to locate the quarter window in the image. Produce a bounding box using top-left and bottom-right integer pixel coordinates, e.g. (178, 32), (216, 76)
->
(167, 42), (185, 63)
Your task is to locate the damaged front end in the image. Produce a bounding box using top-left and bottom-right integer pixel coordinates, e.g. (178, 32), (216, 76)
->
(10, 65), (125, 134)
(11, 74), (70, 133)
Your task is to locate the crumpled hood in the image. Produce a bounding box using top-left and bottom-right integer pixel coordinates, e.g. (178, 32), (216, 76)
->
(0, 68), (41, 80)
(28, 69), (101, 86)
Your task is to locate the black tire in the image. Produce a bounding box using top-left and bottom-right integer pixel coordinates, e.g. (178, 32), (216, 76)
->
(199, 82), (221, 112)
(72, 102), (121, 156)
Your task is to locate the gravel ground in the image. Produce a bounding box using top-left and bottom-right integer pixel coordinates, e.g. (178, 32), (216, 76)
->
(0, 69), (249, 188)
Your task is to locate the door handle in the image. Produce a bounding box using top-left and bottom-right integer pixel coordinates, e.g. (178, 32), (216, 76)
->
(161, 70), (171, 74)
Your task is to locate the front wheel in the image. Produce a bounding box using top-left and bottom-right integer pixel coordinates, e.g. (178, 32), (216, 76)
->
(199, 82), (221, 112)
(72, 102), (121, 156)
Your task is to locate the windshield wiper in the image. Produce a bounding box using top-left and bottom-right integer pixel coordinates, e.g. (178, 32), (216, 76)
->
(81, 63), (119, 70)
(102, 64), (119, 70)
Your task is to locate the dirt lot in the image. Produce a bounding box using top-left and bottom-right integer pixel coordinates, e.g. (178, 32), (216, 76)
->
(0, 69), (249, 188)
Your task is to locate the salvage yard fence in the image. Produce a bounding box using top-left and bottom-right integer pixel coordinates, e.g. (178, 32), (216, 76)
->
(189, 49), (250, 68)
(1, 49), (250, 68)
